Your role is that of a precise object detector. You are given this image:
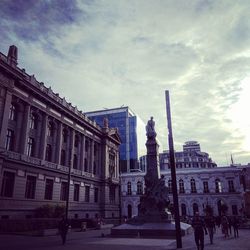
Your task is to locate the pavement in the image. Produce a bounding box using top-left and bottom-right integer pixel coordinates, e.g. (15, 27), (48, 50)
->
(0, 227), (250, 250)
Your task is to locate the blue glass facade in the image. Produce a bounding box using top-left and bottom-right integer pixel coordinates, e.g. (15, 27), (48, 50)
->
(85, 107), (138, 173)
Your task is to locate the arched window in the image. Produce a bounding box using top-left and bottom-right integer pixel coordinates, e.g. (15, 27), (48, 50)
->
(9, 103), (17, 121)
(127, 204), (132, 219)
(73, 154), (78, 169)
(62, 129), (68, 143)
(179, 179), (185, 193)
(93, 161), (97, 175)
(127, 182), (132, 195)
(85, 140), (89, 152)
(137, 181), (143, 195)
(5, 129), (15, 151)
(30, 113), (38, 129)
(84, 158), (88, 172)
(193, 203), (199, 215)
(47, 121), (54, 137)
(168, 179), (172, 193)
(181, 203), (187, 216)
(190, 178), (197, 193)
(45, 144), (52, 161)
(27, 137), (35, 157)
(60, 149), (66, 165)
(74, 135), (79, 148)
(215, 179), (222, 193)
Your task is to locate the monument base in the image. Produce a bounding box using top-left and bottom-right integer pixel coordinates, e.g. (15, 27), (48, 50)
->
(111, 221), (192, 239)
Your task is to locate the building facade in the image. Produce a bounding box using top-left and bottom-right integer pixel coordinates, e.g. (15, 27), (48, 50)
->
(121, 166), (246, 219)
(122, 141), (246, 219)
(0, 45), (121, 220)
(86, 107), (139, 173)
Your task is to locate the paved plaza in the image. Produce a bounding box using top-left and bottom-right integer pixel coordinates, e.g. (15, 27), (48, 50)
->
(1, 227), (250, 250)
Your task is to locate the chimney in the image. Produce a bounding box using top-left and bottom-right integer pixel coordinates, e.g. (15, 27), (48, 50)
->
(7, 45), (18, 67)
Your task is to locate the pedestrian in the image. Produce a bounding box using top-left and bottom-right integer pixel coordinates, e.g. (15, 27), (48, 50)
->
(221, 215), (229, 238)
(58, 216), (70, 245)
(232, 216), (239, 238)
(192, 212), (207, 250)
(215, 216), (221, 229)
(205, 214), (215, 244)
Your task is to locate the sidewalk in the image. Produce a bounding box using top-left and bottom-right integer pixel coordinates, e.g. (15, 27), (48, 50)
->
(0, 227), (249, 250)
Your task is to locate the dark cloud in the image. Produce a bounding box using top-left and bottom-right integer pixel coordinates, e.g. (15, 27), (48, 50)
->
(0, 0), (83, 41)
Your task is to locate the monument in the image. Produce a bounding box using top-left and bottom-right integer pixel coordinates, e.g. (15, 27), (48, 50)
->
(111, 117), (191, 238)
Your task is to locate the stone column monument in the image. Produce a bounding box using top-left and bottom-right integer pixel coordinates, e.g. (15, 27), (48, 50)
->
(111, 117), (191, 238)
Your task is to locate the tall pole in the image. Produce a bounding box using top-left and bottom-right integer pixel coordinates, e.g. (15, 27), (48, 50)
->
(165, 90), (182, 248)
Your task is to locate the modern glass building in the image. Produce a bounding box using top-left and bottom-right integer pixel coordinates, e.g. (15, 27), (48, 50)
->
(85, 107), (139, 173)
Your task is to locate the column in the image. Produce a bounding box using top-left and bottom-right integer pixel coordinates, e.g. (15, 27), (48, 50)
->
(55, 123), (62, 164)
(79, 134), (85, 171)
(90, 139), (94, 174)
(19, 103), (30, 154)
(70, 129), (75, 169)
(40, 113), (48, 160)
(0, 90), (12, 148)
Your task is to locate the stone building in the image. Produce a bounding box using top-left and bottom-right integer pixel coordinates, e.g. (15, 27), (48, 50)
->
(121, 141), (247, 219)
(0, 45), (121, 220)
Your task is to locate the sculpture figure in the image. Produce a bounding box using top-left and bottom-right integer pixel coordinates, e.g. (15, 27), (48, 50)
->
(146, 116), (157, 138)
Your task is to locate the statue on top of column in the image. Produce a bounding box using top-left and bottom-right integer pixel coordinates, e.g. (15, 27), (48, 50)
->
(146, 116), (157, 139)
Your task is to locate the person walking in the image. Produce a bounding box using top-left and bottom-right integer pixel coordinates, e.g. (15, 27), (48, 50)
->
(221, 214), (229, 238)
(232, 216), (239, 238)
(58, 216), (70, 245)
(205, 214), (215, 244)
(192, 212), (207, 250)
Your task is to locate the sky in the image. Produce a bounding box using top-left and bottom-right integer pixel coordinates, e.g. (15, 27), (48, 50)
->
(1, 0), (250, 166)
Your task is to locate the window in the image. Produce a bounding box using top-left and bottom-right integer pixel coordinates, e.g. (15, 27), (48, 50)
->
(44, 179), (53, 200)
(25, 175), (36, 199)
(190, 178), (197, 193)
(5, 129), (14, 151)
(137, 181), (143, 195)
(73, 184), (80, 201)
(127, 182), (132, 195)
(30, 113), (37, 129)
(215, 179), (222, 193)
(93, 162), (97, 175)
(109, 153), (115, 177)
(1, 171), (15, 197)
(62, 129), (68, 143)
(193, 203), (199, 215)
(94, 188), (99, 203)
(45, 144), (52, 162)
(47, 122), (53, 137)
(181, 204), (187, 216)
(84, 158), (88, 172)
(60, 150), (66, 166)
(85, 140), (89, 152)
(73, 154), (78, 169)
(27, 137), (35, 157)
(168, 179), (172, 193)
(203, 181), (209, 193)
(9, 103), (17, 121)
(179, 179), (185, 193)
(110, 186), (116, 204)
(228, 180), (235, 192)
(60, 182), (67, 201)
(74, 135), (79, 148)
(85, 186), (90, 202)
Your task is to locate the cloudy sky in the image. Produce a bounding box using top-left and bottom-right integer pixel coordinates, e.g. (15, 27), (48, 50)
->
(1, 0), (250, 166)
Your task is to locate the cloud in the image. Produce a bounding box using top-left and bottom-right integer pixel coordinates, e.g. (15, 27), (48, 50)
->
(1, 0), (250, 166)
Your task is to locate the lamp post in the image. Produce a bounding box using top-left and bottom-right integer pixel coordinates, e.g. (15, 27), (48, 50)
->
(165, 90), (182, 248)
